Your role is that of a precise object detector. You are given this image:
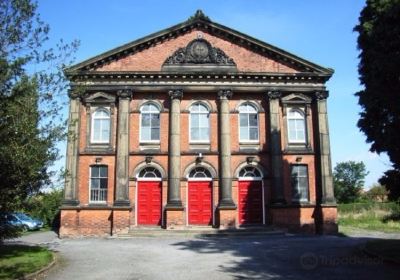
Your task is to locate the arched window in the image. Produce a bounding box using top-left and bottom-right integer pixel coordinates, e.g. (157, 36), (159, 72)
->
(138, 167), (162, 178)
(238, 166), (262, 179)
(188, 167), (212, 178)
(140, 103), (160, 142)
(190, 103), (210, 142)
(287, 109), (306, 143)
(239, 103), (259, 141)
(91, 108), (111, 143)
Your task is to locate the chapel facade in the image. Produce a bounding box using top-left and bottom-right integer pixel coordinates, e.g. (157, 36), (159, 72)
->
(60, 11), (337, 237)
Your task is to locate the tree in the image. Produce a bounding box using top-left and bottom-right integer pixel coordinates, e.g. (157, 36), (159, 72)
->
(333, 161), (369, 203)
(366, 183), (388, 202)
(354, 0), (400, 200)
(0, 0), (78, 240)
(379, 169), (400, 201)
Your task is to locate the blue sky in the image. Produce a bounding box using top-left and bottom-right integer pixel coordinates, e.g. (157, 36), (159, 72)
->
(38, 0), (390, 188)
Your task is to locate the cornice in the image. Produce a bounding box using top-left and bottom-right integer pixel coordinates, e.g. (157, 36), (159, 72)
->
(66, 71), (331, 84)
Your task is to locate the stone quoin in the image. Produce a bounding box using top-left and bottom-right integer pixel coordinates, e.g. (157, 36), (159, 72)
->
(60, 10), (337, 237)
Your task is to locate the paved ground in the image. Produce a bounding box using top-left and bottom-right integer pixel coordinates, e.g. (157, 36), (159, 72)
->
(10, 231), (400, 280)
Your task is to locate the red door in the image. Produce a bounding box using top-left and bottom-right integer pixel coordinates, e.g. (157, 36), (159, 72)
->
(238, 181), (263, 225)
(188, 181), (212, 225)
(137, 181), (162, 225)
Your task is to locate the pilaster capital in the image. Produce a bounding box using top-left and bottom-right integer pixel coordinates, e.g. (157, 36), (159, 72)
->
(117, 89), (133, 100)
(315, 91), (329, 100)
(267, 90), (281, 100)
(68, 90), (81, 100)
(168, 89), (183, 100)
(217, 89), (233, 100)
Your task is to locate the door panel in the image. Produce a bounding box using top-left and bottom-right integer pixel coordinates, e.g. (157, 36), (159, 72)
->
(137, 181), (162, 225)
(238, 181), (263, 225)
(188, 181), (212, 225)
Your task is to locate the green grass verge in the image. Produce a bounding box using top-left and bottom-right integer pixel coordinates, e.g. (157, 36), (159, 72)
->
(365, 239), (400, 263)
(338, 202), (400, 233)
(0, 245), (53, 280)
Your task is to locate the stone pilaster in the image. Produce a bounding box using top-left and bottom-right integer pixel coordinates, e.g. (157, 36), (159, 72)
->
(166, 89), (183, 209)
(114, 89), (132, 206)
(315, 91), (336, 205)
(63, 90), (80, 206)
(217, 89), (236, 209)
(267, 91), (285, 204)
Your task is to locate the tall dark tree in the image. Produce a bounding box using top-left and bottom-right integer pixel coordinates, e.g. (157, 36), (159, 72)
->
(354, 0), (400, 200)
(0, 0), (78, 240)
(333, 161), (369, 203)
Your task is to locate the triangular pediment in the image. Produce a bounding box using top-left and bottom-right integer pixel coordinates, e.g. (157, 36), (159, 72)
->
(65, 10), (333, 77)
(84, 92), (116, 104)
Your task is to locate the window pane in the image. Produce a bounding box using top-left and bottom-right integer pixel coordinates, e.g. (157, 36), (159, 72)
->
(93, 119), (101, 140)
(198, 114), (209, 127)
(288, 120), (296, 141)
(198, 104), (208, 112)
(240, 127), (248, 140)
(239, 114), (248, 127)
(199, 128), (209, 140)
(249, 128), (258, 140)
(298, 166), (307, 176)
(142, 114), (150, 127)
(249, 113), (258, 126)
(299, 178), (308, 200)
(91, 178), (100, 189)
(91, 166), (100, 177)
(151, 114), (160, 126)
(191, 114), (199, 127)
(191, 128), (199, 140)
(141, 127), (150, 141)
(101, 120), (110, 142)
(151, 128), (160, 140)
(100, 166), (107, 177)
(100, 178), (108, 189)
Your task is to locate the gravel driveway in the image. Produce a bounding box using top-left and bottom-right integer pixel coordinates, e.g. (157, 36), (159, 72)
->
(12, 231), (400, 280)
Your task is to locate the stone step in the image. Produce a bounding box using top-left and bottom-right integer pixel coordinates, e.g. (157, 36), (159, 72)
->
(115, 226), (286, 238)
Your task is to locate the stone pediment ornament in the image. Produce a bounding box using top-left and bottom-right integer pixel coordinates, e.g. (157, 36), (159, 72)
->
(162, 38), (237, 73)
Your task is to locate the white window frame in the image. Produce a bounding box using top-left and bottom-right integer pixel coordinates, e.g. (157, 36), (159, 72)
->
(90, 107), (111, 144)
(291, 164), (309, 202)
(187, 167), (213, 181)
(287, 108), (307, 144)
(89, 165), (108, 203)
(238, 103), (259, 143)
(139, 103), (161, 143)
(189, 102), (210, 143)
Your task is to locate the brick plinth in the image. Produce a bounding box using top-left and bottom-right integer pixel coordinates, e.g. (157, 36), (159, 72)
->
(112, 209), (131, 234)
(318, 206), (338, 234)
(60, 208), (132, 237)
(165, 209), (184, 229)
(218, 209), (236, 229)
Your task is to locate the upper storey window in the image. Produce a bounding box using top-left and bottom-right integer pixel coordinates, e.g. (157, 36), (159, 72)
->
(189, 103), (210, 142)
(140, 103), (160, 142)
(287, 109), (306, 143)
(91, 108), (111, 143)
(239, 103), (259, 142)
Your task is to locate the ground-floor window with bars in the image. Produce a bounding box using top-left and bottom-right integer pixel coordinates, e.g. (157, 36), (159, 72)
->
(290, 164), (309, 202)
(90, 165), (108, 202)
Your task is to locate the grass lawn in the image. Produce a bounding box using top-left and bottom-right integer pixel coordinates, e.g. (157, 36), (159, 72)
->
(365, 239), (400, 263)
(338, 202), (400, 234)
(0, 245), (53, 280)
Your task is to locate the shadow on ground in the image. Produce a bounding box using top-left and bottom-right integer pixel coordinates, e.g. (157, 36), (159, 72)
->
(171, 233), (400, 279)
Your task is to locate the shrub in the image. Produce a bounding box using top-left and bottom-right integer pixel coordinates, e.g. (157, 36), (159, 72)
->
(23, 188), (63, 228)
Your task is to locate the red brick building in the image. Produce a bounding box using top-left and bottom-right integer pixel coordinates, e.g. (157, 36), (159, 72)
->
(60, 11), (337, 237)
